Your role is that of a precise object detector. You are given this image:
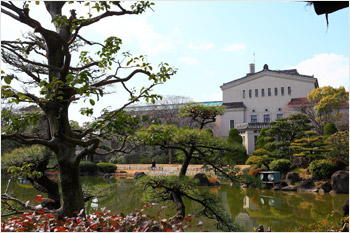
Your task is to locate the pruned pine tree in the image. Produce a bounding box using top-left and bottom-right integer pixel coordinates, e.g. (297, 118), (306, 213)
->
(1, 1), (176, 217)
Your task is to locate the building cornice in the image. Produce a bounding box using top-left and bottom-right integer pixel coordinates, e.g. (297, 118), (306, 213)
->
(221, 70), (318, 91)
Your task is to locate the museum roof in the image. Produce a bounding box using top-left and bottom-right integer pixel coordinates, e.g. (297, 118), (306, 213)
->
(222, 64), (318, 87)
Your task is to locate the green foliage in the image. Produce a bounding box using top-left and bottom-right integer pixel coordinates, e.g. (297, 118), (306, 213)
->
(327, 158), (347, 171)
(308, 159), (338, 180)
(291, 131), (329, 161)
(178, 103), (225, 129)
(245, 155), (272, 167)
(324, 123), (338, 136)
(325, 131), (349, 163)
(254, 128), (273, 150)
(239, 171), (262, 188)
(228, 128), (242, 144)
(79, 161), (98, 175)
(97, 163), (117, 173)
(308, 86), (349, 128)
(252, 148), (270, 156)
(1, 145), (53, 175)
(269, 159), (291, 174)
(139, 158), (152, 164)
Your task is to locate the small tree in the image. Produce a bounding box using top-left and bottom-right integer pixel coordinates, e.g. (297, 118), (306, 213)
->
(324, 130), (349, 163)
(323, 122), (338, 137)
(225, 128), (247, 164)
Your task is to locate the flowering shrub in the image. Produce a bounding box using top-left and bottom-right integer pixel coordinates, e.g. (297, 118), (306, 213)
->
(249, 168), (262, 177)
(1, 196), (192, 232)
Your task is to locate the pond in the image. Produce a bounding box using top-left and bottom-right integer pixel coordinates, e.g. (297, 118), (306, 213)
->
(1, 176), (348, 232)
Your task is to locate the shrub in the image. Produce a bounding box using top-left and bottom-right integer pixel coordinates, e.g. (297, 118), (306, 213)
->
(139, 158), (152, 164)
(240, 171), (262, 188)
(309, 159), (337, 180)
(327, 158), (347, 171)
(269, 159), (291, 174)
(245, 156), (263, 165)
(324, 123), (338, 136)
(97, 163), (117, 173)
(249, 168), (262, 177)
(228, 128), (243, 144)
(79, 161), (98, 175)
(109, 157), (118, 164)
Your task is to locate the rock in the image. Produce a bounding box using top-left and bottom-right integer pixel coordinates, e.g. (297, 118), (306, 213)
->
(318, 189), (324, 194)
(118, 171), (127, 174)
(273, 182), (288, 190)
(241, 184), (248, 189)
(134, 172), (146, 179)
(193, 173), (210, 186)
(286, 172), (301, 185)
(103, 173), (114, 179)
(281, 186), (297, 191)
(256, 225), (264, 232)
(297, 179), (316, 192)
(291, 157), (308, 169)
(343, 199), (349, 217)
(321, 182), (332, 192)
(331, 171), (349, 194)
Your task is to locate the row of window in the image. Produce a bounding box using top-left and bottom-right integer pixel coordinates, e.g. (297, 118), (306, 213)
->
(251, 113), (283, 123)
(229, 113), (284, 129)
(243, 87), (291, 98)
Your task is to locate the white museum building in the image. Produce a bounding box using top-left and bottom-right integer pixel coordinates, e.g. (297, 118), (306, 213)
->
(220, 64), (319, 154)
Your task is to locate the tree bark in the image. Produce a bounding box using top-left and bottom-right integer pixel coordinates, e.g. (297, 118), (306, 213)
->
(56, 147), (84, 217)
(179, 152), (193, 178)
(172, 191), (185, 217)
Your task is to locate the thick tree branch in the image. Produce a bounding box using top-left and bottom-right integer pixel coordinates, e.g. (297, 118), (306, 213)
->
(1, 134), (54, 148)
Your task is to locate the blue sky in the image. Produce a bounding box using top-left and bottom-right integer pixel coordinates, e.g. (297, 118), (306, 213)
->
(1, 1), (349, 124)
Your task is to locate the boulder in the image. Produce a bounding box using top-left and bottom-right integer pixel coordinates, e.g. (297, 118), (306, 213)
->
(286, 172), (301, 185)
(118, 170), (127, 174)
(193, 173), (210, 186)
(103, 173), (114, 179)
(297, 179), (318, 192)
(273, 182), (288, 190)
(331, 171), (349, 194)
(343, 199), (349, 217)
(321, 182), (332, 193)
(291, 157), (308, 169)
(134, 172), (146, 179)
(281, 186), (297, 191)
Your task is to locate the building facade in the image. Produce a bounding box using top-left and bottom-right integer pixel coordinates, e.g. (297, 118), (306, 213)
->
(220, 64), (319, 154)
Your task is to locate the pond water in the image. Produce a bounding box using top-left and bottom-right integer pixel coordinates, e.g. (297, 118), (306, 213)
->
(1, 176), (348, 232)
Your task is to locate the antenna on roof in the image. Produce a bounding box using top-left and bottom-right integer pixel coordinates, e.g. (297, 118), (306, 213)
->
(253, 52), (255, 64)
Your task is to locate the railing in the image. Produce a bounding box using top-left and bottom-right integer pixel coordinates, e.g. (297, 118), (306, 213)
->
(236, 122), (271, 130)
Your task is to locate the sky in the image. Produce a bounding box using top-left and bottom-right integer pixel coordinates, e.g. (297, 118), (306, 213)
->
(1, 1), (349, 124)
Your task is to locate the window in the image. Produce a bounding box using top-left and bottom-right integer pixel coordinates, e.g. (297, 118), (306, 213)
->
(281, 87), (284, 96)
(274, 87), (278, 96)
(288, 86), (291, 95)
(243, 90), (245, 98)
(261, 89), (265, 97)
(264, 114), (270, 122)
(277, 113), (283, 119)
(230, 120), (235, 129)
(251, 115), (258, 123)
(268, 88), (271, 96)
(249, 89), (252, 98)
(255, 89), (258, 97)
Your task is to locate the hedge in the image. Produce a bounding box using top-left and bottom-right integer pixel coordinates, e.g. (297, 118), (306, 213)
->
(97, 163), (117, 173)
(79, 161), (98, 175)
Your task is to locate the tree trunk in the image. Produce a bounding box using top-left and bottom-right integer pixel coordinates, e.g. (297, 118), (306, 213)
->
(179, 154), (192, 178)
(172, 191), (185, 217)
(56, 146), (84, 217)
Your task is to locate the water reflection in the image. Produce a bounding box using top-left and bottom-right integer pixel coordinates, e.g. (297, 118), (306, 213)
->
(1, 177), (348, 232)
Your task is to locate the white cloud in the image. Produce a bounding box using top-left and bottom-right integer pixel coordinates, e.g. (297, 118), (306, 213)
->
(221, 43), (246, 52)
(292, 53), (349, 89)
(187, 42), (214, 51)
(90, 14), (179, 55)
(179, 57), (199, 65)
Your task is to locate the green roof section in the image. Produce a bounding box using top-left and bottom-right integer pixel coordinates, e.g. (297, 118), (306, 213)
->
(125, 101), (223, 112)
